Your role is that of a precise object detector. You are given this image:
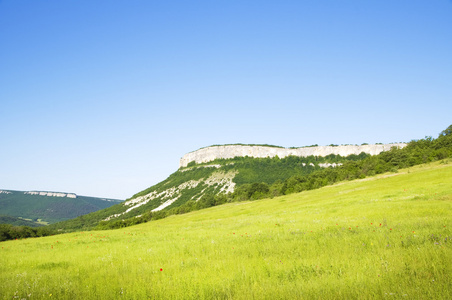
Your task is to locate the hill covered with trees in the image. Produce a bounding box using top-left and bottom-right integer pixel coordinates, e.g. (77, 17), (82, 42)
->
(0, 190), (123, 225)
(47, 124), (452, 232)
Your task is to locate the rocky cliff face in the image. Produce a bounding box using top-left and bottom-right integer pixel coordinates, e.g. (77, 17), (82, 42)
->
(24, 191), (77, 198)
(180, 144), (407, 168)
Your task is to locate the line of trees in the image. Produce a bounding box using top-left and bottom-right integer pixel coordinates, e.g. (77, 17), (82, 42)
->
(0, 224), (54, 241)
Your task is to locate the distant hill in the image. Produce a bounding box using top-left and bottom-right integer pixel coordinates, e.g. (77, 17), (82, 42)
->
(0, 190), (123, 225)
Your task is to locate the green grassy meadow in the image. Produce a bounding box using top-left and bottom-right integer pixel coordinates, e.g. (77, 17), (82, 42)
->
(1, 161), (451, 299)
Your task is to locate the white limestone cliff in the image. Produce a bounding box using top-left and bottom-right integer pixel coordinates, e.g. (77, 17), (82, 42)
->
(24, 191), (77, 198)
(179, 144), (407, 168)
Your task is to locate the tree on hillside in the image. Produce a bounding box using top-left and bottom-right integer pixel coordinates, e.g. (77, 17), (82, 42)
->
(439, 124), (452, 137)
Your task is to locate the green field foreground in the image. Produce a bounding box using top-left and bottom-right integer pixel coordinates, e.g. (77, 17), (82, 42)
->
(1, 162), (451, 299)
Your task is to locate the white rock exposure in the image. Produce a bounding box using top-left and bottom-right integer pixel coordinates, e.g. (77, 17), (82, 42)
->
(179, 144), (406, 168)
(24, 191), (77, 198)
(103, 170), (238, 221)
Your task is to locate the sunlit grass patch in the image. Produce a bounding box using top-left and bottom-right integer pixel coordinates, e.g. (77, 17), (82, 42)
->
(1, 161), (451, 299)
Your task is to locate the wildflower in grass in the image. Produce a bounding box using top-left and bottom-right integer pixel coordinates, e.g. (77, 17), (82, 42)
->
(160, 268), (163, 271)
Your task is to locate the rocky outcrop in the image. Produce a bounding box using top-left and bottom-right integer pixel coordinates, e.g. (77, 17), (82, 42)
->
(180, 144), (407, 168)
(24, 191), (77, 198)
(104, 170), (237, 221)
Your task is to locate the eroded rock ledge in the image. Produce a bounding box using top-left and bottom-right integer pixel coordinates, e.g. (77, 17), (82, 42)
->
(180, 144), (406, 168)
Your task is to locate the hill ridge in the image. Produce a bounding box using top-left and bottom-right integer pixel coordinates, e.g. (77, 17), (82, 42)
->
(0, 189), (123, 225)
(180, 143), (407, 168)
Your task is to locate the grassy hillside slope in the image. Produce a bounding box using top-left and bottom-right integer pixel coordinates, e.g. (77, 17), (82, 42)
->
(50, 153), (367, 231)
(1, 161), (451, 299)
(0, 190), (123, 224)
(51, 125), (452, 232)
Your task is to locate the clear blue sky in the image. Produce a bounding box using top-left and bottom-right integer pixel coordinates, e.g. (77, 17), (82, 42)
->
(1, 1), (451, 199)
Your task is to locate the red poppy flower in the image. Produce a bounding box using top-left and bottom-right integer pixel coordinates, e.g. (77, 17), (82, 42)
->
(160, 268), (163, 271)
